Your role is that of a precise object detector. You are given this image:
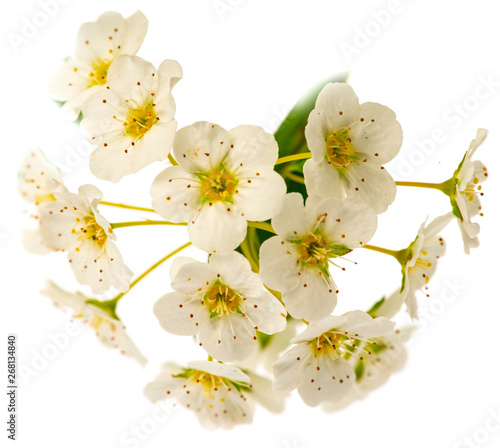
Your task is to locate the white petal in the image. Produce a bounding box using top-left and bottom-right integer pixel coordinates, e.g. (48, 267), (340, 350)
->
(467, 128), (488, 158)
(304, 159), (346, 200)
(232, 170), (286, 221)
(350, 102), (403, 165)
(187, 360), (250, 384)
(259, 237), (302, 292)
(68, 239), (132, 295)
(344, 163), (397, 213)
(107, 55), (159, 102)
(224, 125), (279, 172)
(169, 256), (198, 280)
(208, 252), (263, 297)
(18, 147), (65, 203)
(246, 372), (287, 413)
(283, 267), (337, 321)
(313, 83), (360, 133)
(339, 310), (394, 339)
(292, 316), (349, 343)
(188, 202), (247, 254)
(373, 290), (405, 319)
(271, 193), (312, 240)
(40, 280), (86, 312)
(272, 343), (312, 392)
(244, 290), (287, 335)
(199, 315), (257, 362)
(151, 165), (201, 222)
(317, 197), (378, 248)
(305, 107), (334, 162)
(153, 292), (204, 336)
(22, 228), (51, 255)
(173, 122), (231, 173)
(171, 260), (217, 295)
(298, 356), (354, 406)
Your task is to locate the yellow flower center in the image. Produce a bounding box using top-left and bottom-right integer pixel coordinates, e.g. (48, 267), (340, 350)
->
(200, 168), (238, 203)
(298, 234), (329, 266)
(75, 216), (107, 247)
(89, 58), (112, 86)
(191, 371), (224, 399)
(205, 282), (241, 317)
(311, 331), (346, 359)
(124, 102), (157, 139)
(325, 128), (356, 169)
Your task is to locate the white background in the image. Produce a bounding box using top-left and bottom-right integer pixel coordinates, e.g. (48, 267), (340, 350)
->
(1, 1), (499, 447)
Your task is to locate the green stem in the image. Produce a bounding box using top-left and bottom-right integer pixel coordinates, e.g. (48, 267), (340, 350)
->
(275, 152), (312, 166)
(363, 244), (405, 263)
(247, 221), (275, 234)
(168, 153), (178, 166)
(395, 178), (454, 196)
(283, 171), (305, 184)
(112, 242), (192, 303)
(240, 237), (259, 273)
(100, 201), (157, 213)
(111, 220), (187, 229)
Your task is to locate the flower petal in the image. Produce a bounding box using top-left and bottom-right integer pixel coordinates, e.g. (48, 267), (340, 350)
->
(188, 202), (247, 254)
(304, 159), (345, 200)
(272, 343), (312, 392)
(173, 122), (231, 173)
(344, 162), (397, 213)
(225, 125), (279, 172)
(199, 315), (257, 362)
(271, 193), (312, 240)
(259, 237), (302, 292)
(283, 267), (337, 321)
(153, 292), (204, 336)
(350, 102), (402, 165)
(298, 356), (354, 406)
(151, 165), (201, 222)
(232, 169), (286, 222)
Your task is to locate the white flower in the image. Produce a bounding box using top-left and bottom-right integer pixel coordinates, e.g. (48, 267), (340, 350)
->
(38, 184), (133, 294)
(259, 193), (377, 322)
(143, 361), (254, 429)
(323, 327), (412, 412)
(449, 128), (488, 254)
(18, 148), (67, 253)
(150, 121), (287, 254)
(47, 11), (148, 121)
(303, 83), (402, 213)
(41, 281), (146, 365)
(153, 252), (287, 362)
(80, 54), (182, 182)
(272, 311), (394, 407)
(376, 214), (451, 320)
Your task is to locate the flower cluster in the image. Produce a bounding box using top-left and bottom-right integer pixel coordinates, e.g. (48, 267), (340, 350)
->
(19, 10), (489, 430)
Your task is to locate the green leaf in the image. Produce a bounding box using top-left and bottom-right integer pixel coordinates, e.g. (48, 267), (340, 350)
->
(367, 297), (386, 318)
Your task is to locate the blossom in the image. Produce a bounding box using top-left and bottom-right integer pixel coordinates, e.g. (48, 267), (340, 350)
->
(80, 55), (182, 182)
(153, 252), (287, 362)
(272, 311), (394, 407)
(150, 121), (286, 254)
(47, 11), (148, 121)
(449, 128), (488, 254)
(259, 193), (377, 322)
(18, 148), (67, 253)
(323, 327), (412, 412)
(303, 83), (402, 213)
(41, 281), (146, 365)
(38, 184), (133, 294)
(143, 361), (254, 429)
(376, 214), (451, 320)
